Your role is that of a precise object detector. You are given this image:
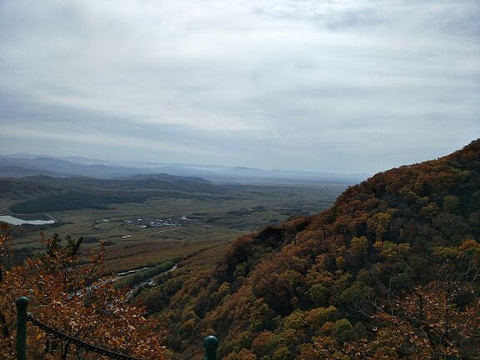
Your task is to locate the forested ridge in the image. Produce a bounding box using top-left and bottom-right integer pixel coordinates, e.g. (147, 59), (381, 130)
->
(150, 140), (480, 359)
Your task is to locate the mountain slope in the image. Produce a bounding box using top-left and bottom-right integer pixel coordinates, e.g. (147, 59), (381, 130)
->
(0, 165), (72, 178)
(150, 140), (480, 359)
(0, 156), (154, 178)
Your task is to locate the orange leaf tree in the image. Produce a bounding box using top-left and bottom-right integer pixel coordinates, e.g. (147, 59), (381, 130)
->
(0, 226), (165, 360)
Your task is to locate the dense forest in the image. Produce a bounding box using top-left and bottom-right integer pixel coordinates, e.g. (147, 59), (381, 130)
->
(141, 140), (480, 359)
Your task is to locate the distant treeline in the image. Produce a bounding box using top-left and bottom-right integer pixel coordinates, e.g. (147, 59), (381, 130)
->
(9, 188), (235, 214)
(2, 174), (238, 213)
(9, 190), (150, 213)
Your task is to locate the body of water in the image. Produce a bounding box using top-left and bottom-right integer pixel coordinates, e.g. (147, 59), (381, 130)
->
(0, 215), (56, 226)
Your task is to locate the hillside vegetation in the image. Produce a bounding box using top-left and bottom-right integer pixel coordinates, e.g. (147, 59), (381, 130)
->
(148, 140), (480, 359)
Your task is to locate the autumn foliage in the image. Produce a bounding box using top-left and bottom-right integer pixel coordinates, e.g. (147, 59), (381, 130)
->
(0, 227), (165, 359)
(145, 140), (480, 359)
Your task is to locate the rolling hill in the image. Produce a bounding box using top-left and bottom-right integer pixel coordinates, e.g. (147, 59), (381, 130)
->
(1, 173), (227, 214)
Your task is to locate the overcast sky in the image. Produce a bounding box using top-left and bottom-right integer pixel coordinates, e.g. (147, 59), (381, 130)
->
(0, 0), (479, 174)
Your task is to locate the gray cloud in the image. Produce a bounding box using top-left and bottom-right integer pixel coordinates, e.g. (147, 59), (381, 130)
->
(1, 0), (479, 174)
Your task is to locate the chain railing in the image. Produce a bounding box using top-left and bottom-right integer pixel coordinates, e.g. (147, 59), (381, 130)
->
(16, 297), (219, 360)
(27, 315), (140, 360)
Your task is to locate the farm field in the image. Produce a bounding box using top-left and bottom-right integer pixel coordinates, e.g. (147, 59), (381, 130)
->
(2, 181), (347, 274)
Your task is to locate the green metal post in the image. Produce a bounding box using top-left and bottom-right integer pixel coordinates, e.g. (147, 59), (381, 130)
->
(204, 335), (218, 360)
(16, 297), (29, 360)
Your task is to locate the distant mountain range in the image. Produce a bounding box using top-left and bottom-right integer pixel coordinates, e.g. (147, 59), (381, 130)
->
(0, 154), (368, 184)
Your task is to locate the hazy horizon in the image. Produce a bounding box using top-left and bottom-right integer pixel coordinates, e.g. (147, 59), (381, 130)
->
(0, 151), (372, 178)
(1, 0), (479, 174)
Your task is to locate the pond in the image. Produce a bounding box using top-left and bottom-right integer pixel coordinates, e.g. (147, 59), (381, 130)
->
(0, 215), (56, 226)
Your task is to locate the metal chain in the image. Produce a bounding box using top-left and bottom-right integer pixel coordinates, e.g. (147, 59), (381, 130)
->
(27, 314), (140, 360)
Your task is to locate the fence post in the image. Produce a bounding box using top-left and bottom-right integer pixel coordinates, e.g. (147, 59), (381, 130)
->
(16, 297), (29, 360)
(204, 335), (218, 360)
